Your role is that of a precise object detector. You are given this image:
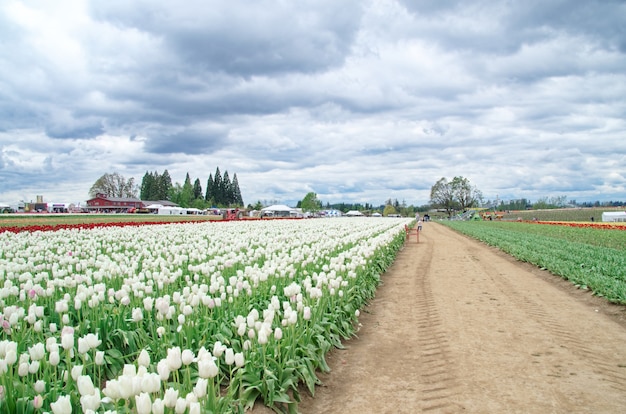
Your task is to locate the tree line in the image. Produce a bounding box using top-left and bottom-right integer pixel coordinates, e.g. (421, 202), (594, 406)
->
(89, 168), (244, 209)
(142, 168), (243, 208)
(295, 177), (484, 217)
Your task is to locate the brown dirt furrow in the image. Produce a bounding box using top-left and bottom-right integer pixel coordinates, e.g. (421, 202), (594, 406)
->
(253, 222), (626, 413)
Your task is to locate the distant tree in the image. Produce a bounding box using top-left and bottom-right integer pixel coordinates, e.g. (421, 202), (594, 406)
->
(300, 192), (321, 213)
(159, 170), (173, 200)
(205, 174), (214, 204)
(89, 172), (138, 198)
(191, 198), (207, 210)
(451, 176), (483, 211)
(213, 168), (223, 206)
(169, 183), (183, 206)
(222, 171), (232, 205)
(430, 177), (458, 217)
(180, 173), (194, 207)
(193, 178), (203, 200)
(140, 170), (177, 201)
(430, 176), (482, 216)
(140, 171), (156, 200)
(383, 204), (398, 217)
(231, 173), (244, 206)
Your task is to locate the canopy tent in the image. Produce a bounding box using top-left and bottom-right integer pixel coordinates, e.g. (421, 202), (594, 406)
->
(261, 204), (296, 217)
(345, 210), (364, 216)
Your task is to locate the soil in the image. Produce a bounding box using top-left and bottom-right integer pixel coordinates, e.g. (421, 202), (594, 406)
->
(253, 222), (626, 413)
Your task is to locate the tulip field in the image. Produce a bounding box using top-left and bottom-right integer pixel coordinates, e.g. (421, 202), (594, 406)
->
(0, 217), (410, 413)
(442, 220), (626, 304)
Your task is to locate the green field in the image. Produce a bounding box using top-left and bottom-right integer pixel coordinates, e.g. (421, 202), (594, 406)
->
(498, 207), (618, 222)
(441, 220), (626, 304)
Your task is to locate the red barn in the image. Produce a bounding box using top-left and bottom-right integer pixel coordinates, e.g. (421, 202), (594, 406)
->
(86, 193), (143, 212)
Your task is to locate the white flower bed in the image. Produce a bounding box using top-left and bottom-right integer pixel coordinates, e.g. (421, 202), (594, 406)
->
(0, 217), (410, 413)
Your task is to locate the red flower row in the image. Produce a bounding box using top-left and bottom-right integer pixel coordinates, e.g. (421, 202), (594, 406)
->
(533, 221), (626, 230)
(0, 221), (185, 235)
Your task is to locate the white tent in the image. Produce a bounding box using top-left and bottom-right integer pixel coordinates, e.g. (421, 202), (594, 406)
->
(602, 211), (626, 222)
(345, 210), (364, 216)
(261, 204), (295, 217)
(158, 206), (187, 215)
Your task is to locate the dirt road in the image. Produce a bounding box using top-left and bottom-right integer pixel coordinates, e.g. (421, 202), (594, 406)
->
(279, 222), (626, 413)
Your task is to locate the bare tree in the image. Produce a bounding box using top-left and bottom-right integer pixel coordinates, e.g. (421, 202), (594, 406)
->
(89, 172), (139, 198)
(430, 176), (483, 217)
(452, 176), (483, 211)
(430, 177), (458, 217)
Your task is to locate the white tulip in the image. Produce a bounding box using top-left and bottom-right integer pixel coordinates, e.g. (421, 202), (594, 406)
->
(157, 359), (170, 381)
(137, 349), (150, 367)
(152, 398), (165, 414)
(166, 347), (182, 371)
(182, 349), (195, 366)
(80, 389), (101, 412)
(224, 348), (235, 365)
(135, 392), (152, 414)
(77, 375), (95, 396)
(61, 327), (74, 350)
(193, 378), (208, 398)
(71, 365), (83, 381)
(50, 394), (72, 414)
(163, 387), (179, 408)
(34, 379), (46, 394)
(95, 351), (105, 366)
(28, 342), (45, 361)
(234, 352), (245, 368)
(49, 351), (60, 366)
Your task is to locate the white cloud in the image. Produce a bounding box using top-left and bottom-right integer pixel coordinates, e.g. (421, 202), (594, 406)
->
(1, 0), (625, 207)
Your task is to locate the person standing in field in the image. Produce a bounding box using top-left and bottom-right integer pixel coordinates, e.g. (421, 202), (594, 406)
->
(417, 218), (423, 231)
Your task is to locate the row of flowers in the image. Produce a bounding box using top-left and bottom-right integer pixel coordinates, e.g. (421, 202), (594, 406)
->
(0, 217), (410, 413)
(0, 221), (180, 235)
(532, 221), (626, 230)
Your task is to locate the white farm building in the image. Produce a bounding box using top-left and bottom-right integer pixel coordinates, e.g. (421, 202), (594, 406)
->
(602, 211), (626, 222)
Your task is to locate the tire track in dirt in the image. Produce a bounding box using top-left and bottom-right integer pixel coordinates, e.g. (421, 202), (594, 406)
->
(411, 235), (462, 412)
(464, 243), (626, 393)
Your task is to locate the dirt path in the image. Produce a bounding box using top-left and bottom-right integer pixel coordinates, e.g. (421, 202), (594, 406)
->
(256, 222), (626, 413)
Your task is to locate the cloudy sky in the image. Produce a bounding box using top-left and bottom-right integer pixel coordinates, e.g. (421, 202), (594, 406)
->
(1, 0), (625, 207)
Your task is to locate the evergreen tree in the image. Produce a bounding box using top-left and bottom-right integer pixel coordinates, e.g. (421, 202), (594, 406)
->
(222, 171), (232, 205)
(205, 174), (214, 204)
(140, 171), (155, 200)
(180, 173), (194, 207)
(213, 167), (223, 206)
(193, 178), (203, 200)
(231, 173), (243, 206)
(159, 170), (173, 200)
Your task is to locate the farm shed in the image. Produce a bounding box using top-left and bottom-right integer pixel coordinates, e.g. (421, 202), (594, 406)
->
(602, 211), (626, 222)
(86, 194), (142, 212)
